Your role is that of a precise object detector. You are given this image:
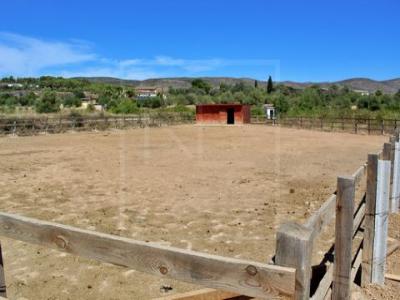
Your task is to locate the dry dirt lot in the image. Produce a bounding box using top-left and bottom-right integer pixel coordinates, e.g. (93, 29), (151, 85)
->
(0, 125), (397, 299)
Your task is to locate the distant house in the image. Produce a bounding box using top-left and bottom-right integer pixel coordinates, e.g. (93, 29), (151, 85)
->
(81, 92), (102, 110)
(136, 87), (159, 99)
(264, 104), (276, 120)
(353, 90), (370, 96)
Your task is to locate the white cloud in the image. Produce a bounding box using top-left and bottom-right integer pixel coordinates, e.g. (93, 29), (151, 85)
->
(0, 32), (278, 79)
(0, 32), (96, 76)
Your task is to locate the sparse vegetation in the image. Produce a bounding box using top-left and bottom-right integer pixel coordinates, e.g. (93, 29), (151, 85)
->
(2, 76), (400, 119)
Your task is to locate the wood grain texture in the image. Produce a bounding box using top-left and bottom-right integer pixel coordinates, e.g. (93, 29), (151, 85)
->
(352, 164), (367, 185)
(305, 164), (366, 241)
(153, 288), (240, 300)
(332, 176), (355, 300)
(383, 143), (392, 161)
(0, 242), (6, 298)
(351, 249), (363, 283)
(310, 263), (333, 300)
(275, 222), (313, 300)
(0, 212), (295, 299)
(353, 202), (365, 237)
(305, 194), (336, 240)
(362, 154), (378, 287)
(372, 159), (391, 284)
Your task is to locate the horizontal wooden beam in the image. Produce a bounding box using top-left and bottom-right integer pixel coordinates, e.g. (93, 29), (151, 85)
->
(353, 202), (365, 236)
(305, 194), (336, 240)
(352, 164), (367, 184)
(153, 288), (240, 300)
(310, 263), (333, 300)
(385, 273), (400, 282)
(305, 163), (367, 241)
(0, 212), (295, 299)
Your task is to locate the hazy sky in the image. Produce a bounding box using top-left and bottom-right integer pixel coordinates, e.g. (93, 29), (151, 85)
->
(0, 0), (399, 81)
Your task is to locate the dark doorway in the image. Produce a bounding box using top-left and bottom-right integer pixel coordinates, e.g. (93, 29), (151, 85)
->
(227, 108), (235, 124)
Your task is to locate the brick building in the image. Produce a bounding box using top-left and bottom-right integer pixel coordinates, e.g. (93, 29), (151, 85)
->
(196, 104), (251, 125)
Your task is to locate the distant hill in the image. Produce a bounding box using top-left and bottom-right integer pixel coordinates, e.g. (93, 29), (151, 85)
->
(76, 76), (400, 94)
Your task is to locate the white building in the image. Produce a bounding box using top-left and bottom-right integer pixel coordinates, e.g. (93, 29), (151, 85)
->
(136, 88), (159, 98)
(353, 90), (370, 96)
(264, 104), (276, 120)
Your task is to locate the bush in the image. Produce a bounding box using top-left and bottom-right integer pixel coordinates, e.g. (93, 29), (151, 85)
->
(35, 91), (60, 113)
(139, 96), (163, 108)
(63, 94), (82, 107)
(112, 99), (140, 114)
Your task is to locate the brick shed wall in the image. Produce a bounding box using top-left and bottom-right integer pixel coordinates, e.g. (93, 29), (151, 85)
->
(196, 104), (251, 124)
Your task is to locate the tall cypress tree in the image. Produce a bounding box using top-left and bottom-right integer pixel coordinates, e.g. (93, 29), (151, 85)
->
(267, 76), (273, 94)
(254, 80), (259, 88)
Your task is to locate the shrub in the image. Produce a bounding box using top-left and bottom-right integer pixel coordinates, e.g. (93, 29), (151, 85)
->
(112, 99), (140, 114)
(35, 91), (60, 113)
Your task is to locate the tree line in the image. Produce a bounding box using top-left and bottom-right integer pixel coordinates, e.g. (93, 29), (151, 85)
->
(1, 76), (400, 119)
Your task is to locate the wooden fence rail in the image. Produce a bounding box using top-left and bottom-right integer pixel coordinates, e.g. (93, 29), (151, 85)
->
(0, 112), (194, 136)
(0, 212), (295, 299)
(254, 116), (400, 136)
(275, 132), (398, 300)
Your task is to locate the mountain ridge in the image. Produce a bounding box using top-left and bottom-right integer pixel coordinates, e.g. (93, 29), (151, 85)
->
(74, 76), (400, 94)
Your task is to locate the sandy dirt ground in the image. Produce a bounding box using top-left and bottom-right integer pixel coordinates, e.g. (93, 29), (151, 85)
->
(0, 125), (397, 299)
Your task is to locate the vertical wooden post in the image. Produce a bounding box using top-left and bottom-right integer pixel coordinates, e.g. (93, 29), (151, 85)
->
(275, 222), (313, 300)
(381, 120), (385, 135)
(372, 158), (391, 284)
(391, 141), (400, 213)
(362, 154), (379, 287)
(332, 176), (355, 300)
(383, 143), (392, 160)
(0, 242), (6, 298)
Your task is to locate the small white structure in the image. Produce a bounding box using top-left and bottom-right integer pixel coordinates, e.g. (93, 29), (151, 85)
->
(136, 88), (159, 98)
(354, 89), (370, 96)
(264, 104), (276, 120)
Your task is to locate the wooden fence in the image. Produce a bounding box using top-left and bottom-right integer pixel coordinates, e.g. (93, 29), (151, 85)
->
(253, 116), (400, 135)
(0, 131), (399, 299)
(273, 133), (400, 300)
(0, 112), (194, 136)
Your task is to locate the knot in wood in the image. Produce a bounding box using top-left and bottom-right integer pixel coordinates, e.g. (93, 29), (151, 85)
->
(159, 266), (168, 275)
(246, 265), (258, 276)
(55, 235), (68, 249)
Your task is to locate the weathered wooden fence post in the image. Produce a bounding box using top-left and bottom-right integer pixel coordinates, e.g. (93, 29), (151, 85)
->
(362, 154), (378, 287)
(371, 157), (391, 284)
(332, 176), (355, 300)
(391, 138), (400, 213)
(0, 241), (6, 298)
(275, 222), (313, 300)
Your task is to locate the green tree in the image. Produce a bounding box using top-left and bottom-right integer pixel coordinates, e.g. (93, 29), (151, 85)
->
(267, 76), (274, 94)
(35, 91), (60, 113)
(191, 79), (212, 94)
(254, 80), (259, 88)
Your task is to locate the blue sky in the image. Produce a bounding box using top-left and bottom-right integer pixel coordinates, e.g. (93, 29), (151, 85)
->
(0, 0), (399, 82)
